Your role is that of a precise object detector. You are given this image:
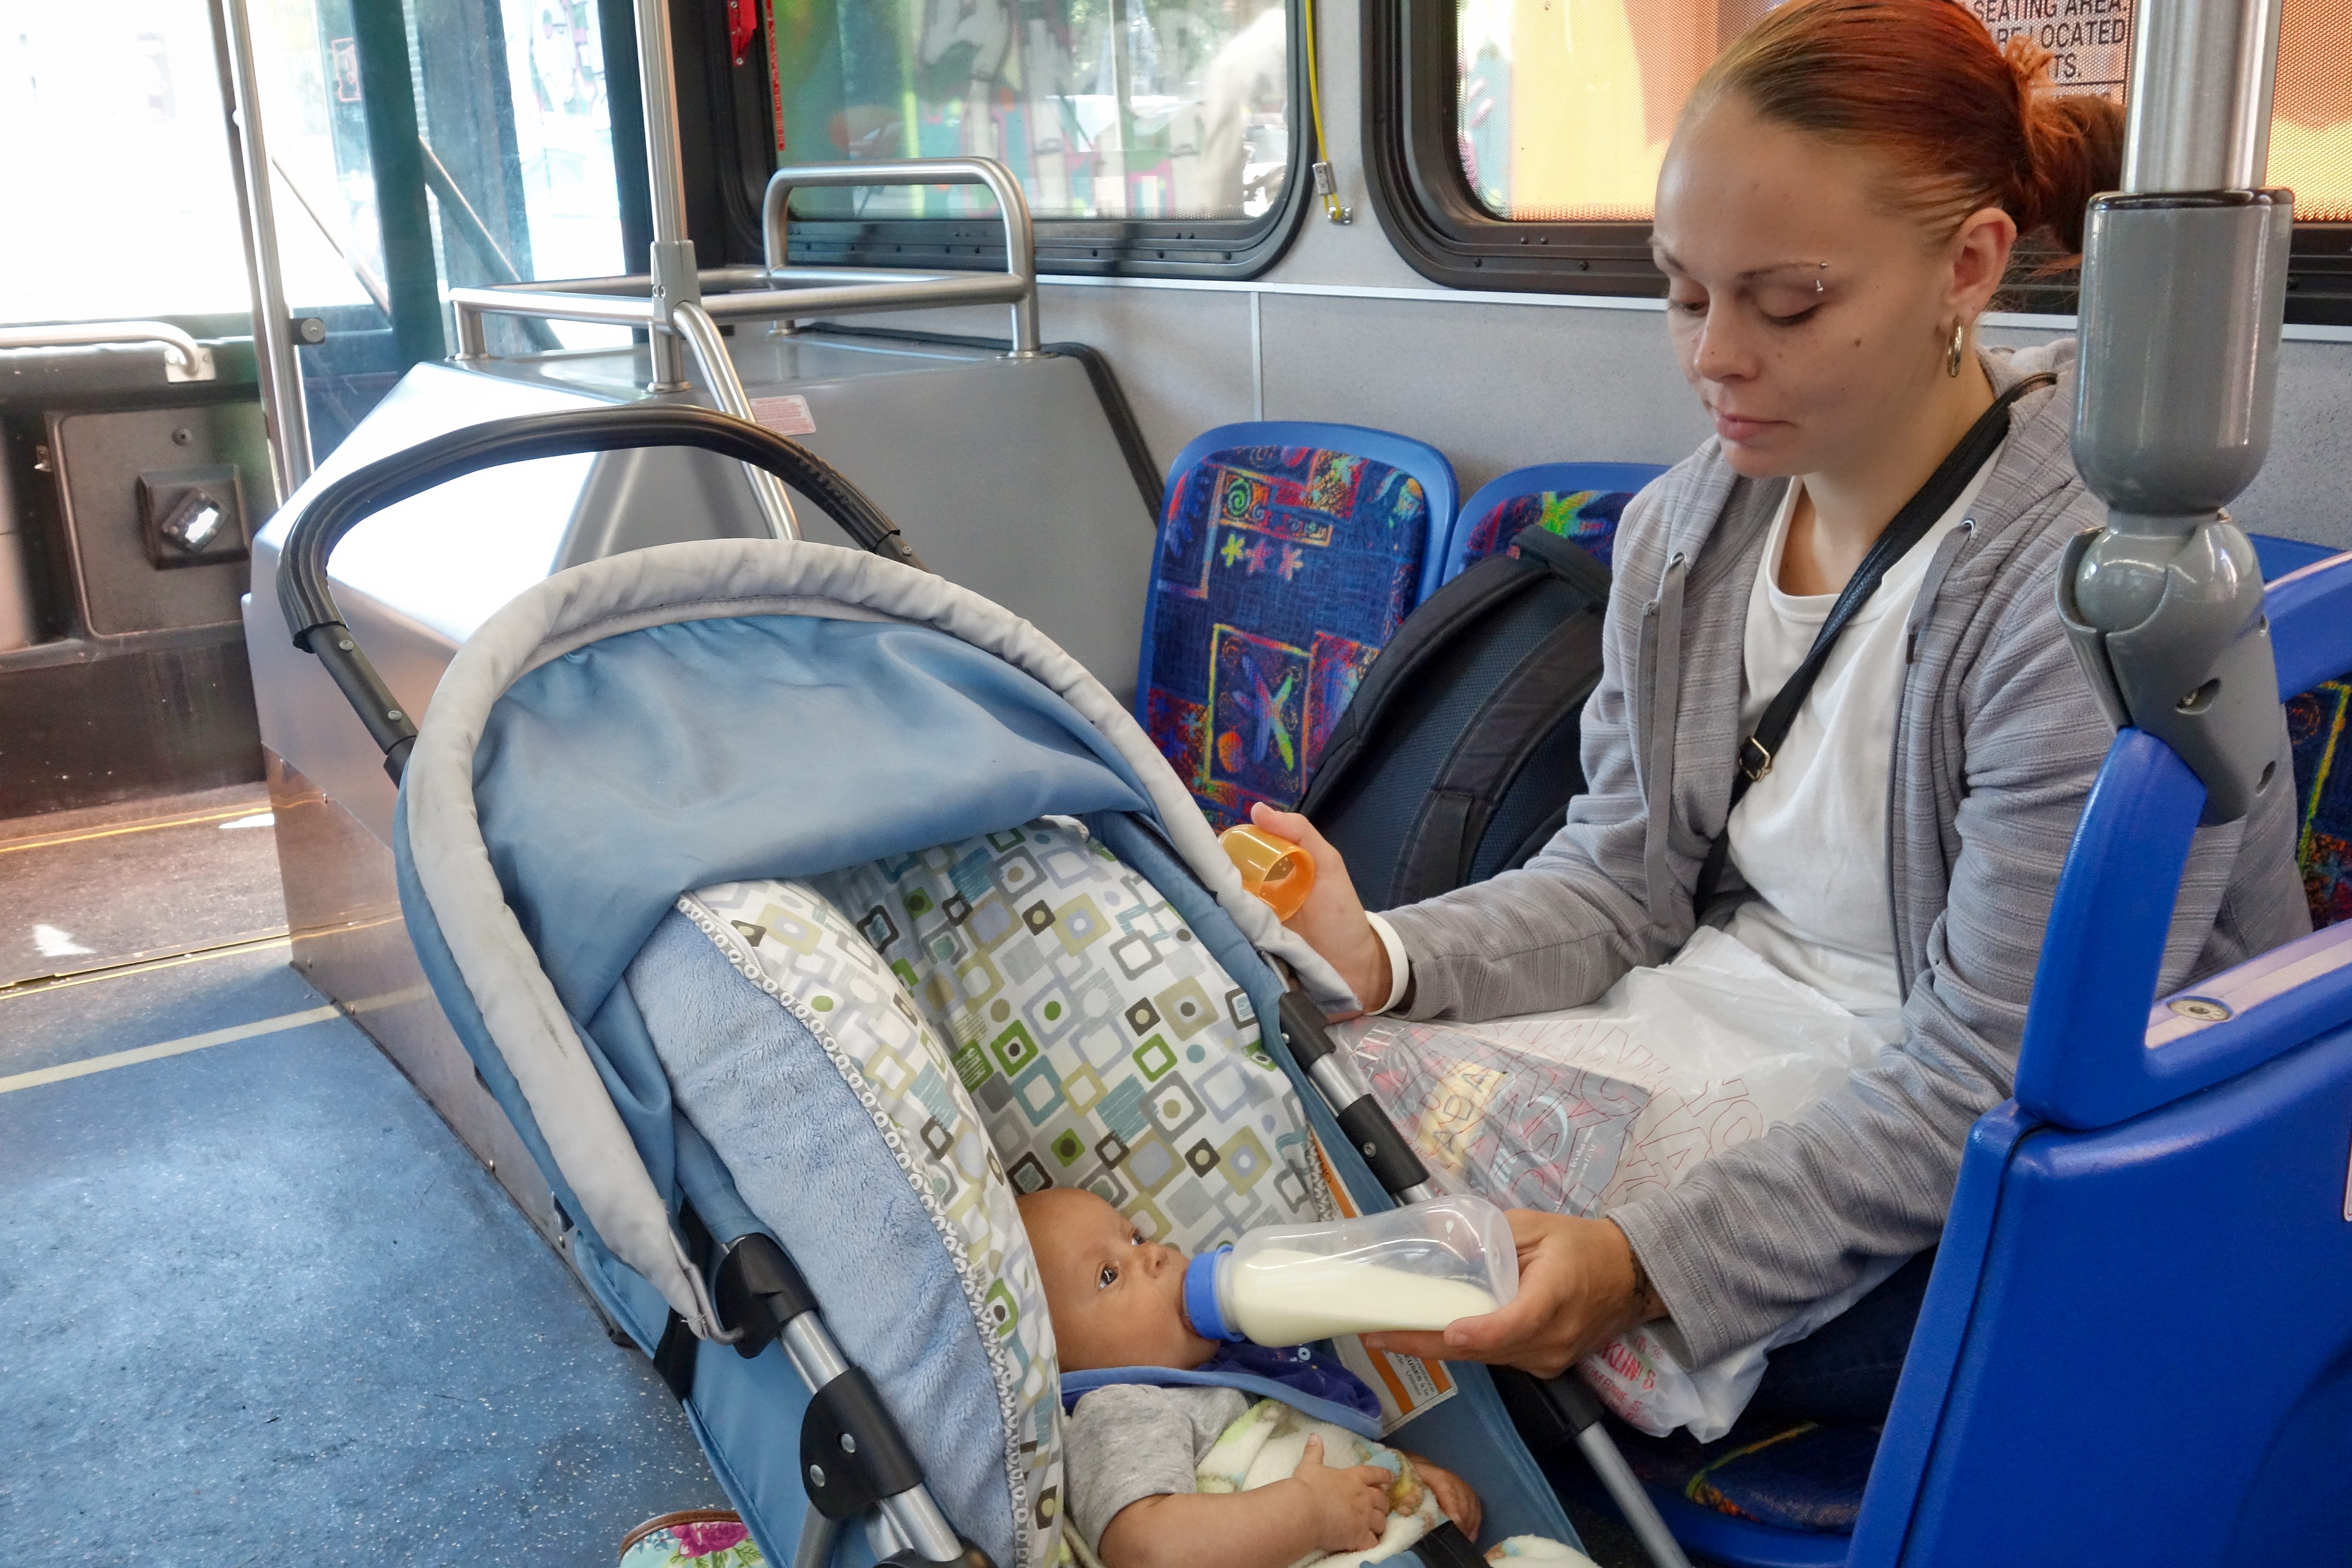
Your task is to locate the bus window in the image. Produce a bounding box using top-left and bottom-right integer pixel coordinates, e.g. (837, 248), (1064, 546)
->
(1457, 0), (2351, 223)
(769, 0), (1292, 222)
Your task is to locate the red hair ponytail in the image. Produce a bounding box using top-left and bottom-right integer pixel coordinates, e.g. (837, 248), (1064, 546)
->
(1690, 0), (2124, 257)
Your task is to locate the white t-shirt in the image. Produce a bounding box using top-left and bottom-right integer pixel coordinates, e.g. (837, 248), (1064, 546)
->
(1720, 453), (2000, 1024)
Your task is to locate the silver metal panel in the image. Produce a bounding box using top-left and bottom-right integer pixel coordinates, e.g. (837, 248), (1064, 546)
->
(1257, 290), (1710, 494)
(264, 747), (562, 1244)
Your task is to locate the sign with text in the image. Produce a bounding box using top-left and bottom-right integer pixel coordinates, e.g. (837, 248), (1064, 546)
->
(1964, 0), (2131, 97)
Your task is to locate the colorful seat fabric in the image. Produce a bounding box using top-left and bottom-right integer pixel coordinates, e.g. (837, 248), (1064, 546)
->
(2286, 675), (2352, 926)
(1139, 432), (1446, 830)
(1458, 487), (1639, 574)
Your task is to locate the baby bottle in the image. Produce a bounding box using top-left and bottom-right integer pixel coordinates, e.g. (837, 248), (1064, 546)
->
(1182, 1195), (1519, 1346)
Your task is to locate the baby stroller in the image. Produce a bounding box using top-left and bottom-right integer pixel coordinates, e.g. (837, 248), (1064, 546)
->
(277, 407), (1681, 1568)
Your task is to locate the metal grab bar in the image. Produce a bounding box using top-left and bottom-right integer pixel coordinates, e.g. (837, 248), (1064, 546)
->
(671, 300), (799, 540)
(0, 320), (218, 383)
(444, 157), (1043, 363)
(760, 158), (1040, 357)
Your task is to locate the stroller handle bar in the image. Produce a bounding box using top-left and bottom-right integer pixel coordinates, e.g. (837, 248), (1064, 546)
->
(274, 405), (925, 783)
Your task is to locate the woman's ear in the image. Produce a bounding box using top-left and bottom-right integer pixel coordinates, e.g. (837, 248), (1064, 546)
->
(1947, 205), (2019, 321)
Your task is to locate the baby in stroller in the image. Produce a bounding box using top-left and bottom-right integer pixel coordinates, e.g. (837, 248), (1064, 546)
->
(1022, 1187), (1507, 1568)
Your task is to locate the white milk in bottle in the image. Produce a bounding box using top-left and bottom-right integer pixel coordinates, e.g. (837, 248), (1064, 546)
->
(1182, 1195), (1519, 1346)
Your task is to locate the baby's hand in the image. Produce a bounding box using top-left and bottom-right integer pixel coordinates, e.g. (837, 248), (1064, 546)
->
(1292, 1433), (1393, 1553)
(1406, 1455), (1483, 1538)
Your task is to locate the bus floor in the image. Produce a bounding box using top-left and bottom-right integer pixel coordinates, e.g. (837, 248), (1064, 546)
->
(0, 784), (720, 1566)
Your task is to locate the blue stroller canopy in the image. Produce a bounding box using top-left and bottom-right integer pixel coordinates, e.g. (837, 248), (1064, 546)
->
(393, 538), (1358, 1348)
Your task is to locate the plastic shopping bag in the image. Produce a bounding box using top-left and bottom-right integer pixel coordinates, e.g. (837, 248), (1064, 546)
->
(1335, 926), (1898, 1440)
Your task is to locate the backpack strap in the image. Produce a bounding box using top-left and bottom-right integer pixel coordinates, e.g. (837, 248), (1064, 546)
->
(1691, 372), (2055, 913)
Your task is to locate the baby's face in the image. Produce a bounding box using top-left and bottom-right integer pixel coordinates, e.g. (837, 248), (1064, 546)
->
(1019, 1188), (1218, 1374)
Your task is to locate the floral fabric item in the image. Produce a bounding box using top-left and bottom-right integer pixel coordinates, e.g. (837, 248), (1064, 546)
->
(683, 878), (1066, 1567)
(618, 1510), (764, 1568)
(818, 818), (1336, 1254)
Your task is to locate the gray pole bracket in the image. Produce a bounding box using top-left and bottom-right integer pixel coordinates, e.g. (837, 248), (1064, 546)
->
(2062, 184), (2294, 827)
(2058, 514), (2279, 824)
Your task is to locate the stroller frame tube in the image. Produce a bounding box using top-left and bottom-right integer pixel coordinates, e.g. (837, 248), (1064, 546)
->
(1271, 997), (1694, 1568)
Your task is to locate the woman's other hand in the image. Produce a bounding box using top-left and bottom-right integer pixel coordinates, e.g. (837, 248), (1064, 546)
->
(1360, 1211), (1664, 1379)
(1246, 802), (1388, 1015)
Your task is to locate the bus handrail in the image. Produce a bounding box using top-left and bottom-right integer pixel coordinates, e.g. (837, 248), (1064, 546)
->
(0, 320), (217, 383)
(444, 156), (1040, 361)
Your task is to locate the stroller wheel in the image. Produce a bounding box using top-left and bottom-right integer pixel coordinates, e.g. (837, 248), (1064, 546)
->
(618, 1509), (762, 1566)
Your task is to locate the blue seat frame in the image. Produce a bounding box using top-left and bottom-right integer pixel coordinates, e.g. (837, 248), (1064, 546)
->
(1440, 462), (1669, 586)
(1630, 543), (2352, 1567)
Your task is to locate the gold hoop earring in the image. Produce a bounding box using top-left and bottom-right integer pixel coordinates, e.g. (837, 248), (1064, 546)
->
(1947, 320), (1966, 379)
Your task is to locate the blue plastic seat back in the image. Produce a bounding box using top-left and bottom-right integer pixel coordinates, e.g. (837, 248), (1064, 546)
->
(1135, 421), (1456, 830)
(1440, 462), (1666, 586)
(1845, 546), (2352, 1566)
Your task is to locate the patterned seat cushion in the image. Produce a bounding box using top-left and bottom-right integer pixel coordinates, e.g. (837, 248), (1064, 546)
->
(1458, 489), (1637, 573)
(1611, 1411), (1877, 1534)
(2288, 676), (2352, 926)
(1142, 445), (1432, 830)
(817, 817), (1336, 1252)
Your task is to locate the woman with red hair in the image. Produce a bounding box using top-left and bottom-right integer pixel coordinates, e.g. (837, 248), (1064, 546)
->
(1257, 0), (2305, 1426)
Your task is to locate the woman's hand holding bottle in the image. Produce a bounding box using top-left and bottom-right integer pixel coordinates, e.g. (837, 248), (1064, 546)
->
(1362, 1210), (1665, 1380)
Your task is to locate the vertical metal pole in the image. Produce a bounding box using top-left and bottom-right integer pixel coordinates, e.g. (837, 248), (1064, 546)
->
(670, 301), (801, 539)
(208, 0), (314, 496)
(634, 0), (698, 391)
(348, 0), (449, 374)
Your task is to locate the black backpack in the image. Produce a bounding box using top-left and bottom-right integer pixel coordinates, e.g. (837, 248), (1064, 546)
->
(1298, 527), (1611, 910)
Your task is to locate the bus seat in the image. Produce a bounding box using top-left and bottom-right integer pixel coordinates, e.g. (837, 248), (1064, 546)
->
(1439, 462), (1668, 586)
(1134, 421), (1456, 829)
(1562, 545), (2352, 1566)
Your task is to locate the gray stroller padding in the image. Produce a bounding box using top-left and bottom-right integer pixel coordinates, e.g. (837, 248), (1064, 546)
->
(629, 905), (1028, 1568)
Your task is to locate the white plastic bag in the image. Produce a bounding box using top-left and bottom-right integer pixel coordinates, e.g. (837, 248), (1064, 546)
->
(1335, 926), (1899, 1440)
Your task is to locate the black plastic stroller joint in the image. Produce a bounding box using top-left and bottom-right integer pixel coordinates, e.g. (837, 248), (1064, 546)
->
(1276, 992), (1432, 1198)
(713, 1231), (819, 1358)
(275, 404), (927, 784)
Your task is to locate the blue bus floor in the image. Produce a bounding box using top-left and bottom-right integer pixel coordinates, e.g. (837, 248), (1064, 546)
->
(0, 953), (721, 1565)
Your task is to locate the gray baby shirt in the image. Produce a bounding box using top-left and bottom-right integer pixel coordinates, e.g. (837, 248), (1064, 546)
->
(1063, 1383), (1250, 1554)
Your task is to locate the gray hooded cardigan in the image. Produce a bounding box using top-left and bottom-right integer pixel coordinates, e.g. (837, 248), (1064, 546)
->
(1380, 340), (2309, 1365)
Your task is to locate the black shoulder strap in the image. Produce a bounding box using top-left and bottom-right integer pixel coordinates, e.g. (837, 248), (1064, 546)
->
(1691, 372), (2055, 913)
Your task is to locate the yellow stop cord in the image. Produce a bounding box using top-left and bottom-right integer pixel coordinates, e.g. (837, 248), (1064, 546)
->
(1300, 0), (1351, 223)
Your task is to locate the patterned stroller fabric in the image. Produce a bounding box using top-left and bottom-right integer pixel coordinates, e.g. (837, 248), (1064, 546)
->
(1457, 488), (1638, 573)
(1140, 443), (1433, 830)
